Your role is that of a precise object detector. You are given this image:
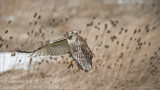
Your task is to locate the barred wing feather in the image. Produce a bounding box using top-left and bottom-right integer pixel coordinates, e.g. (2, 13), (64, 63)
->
(15, 38), (71, 57)
(72, 45), (93, 72)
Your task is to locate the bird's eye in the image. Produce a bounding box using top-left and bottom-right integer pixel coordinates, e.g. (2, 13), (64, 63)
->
(71, 32), (74, 34)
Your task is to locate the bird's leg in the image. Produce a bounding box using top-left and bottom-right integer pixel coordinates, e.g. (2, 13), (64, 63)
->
(78, 66), (81, 71)
(67, 60), (74, 69)
(68, 51), (72, 57)
(67, 51), (74, 69)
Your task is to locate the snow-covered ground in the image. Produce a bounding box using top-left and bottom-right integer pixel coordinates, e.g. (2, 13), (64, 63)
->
(0, 52), (57, 73)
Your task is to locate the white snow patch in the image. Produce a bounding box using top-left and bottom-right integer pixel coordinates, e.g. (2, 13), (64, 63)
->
(0, 52), (58, 73)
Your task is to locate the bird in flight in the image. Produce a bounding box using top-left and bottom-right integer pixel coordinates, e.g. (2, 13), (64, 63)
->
(15, 31), (93, 72)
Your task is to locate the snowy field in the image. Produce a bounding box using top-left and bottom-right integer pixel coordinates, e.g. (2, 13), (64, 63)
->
(0, 52), (57, 73)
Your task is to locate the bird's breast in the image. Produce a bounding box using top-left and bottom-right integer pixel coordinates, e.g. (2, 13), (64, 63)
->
(67, 39), (79, 49)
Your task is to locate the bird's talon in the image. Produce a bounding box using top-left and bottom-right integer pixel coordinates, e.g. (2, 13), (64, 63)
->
(67, 60), (74, 69)
(78, 67), (81, 71)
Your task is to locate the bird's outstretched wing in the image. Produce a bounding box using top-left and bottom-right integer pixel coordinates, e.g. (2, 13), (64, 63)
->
(15, 38), (71, 57)
(72, 44), (93, 72)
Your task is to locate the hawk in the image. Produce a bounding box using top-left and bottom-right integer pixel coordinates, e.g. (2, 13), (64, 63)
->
(15, 31), (93, 72)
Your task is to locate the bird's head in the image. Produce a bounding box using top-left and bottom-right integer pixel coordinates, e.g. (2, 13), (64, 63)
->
(65, 31), (78, 40)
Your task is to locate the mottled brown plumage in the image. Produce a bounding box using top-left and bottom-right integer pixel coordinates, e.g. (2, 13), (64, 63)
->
(15, 31), (93, 72)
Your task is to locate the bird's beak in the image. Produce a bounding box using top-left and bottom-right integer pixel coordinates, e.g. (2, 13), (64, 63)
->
(75, 32), (78, 35)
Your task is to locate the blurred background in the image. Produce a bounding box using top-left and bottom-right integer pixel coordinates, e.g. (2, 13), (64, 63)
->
(0, 0), (160, 90)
